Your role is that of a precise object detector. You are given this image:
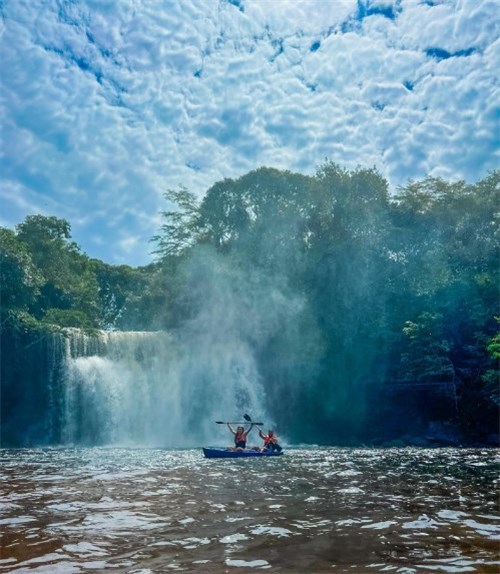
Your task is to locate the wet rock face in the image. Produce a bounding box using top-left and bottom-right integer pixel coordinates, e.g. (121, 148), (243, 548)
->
(1, 328), (107, 446)
(1, 328), (65, 446)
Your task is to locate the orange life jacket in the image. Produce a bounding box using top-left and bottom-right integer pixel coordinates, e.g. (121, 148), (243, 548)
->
(263, 434), (277, 445)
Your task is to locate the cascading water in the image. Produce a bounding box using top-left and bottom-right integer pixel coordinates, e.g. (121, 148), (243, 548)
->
(59, 329), (266, 447)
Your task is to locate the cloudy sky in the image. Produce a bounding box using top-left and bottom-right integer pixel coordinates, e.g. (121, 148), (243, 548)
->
(1, 0), (498, 265)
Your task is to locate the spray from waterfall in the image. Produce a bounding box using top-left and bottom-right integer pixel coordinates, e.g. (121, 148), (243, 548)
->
(52, 243), (310, 447)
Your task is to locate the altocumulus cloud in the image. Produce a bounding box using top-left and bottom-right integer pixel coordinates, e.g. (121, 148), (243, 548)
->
(0, 0), (498, 264)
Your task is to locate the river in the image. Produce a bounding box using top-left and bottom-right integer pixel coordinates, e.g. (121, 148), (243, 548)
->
(1, 447), (499, 573)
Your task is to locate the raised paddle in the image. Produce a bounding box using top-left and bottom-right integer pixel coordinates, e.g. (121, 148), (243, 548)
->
(215, 420), (264, 425)
(243, 413), (264, 426)
(215, 414), (263, 425)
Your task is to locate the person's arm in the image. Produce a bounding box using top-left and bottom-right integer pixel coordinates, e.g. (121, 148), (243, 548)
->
(258, 429), (265, 439)
(227, 423), (236, 435)
(243, 423), (255, 438)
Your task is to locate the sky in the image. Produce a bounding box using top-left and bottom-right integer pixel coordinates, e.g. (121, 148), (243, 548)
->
(1, 0), (498, 266)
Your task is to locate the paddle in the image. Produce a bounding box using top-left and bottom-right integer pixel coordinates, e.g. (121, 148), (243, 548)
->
(215, 414), (263, 425)
(215, 420), (264, 425)
(243, 413), (264, 426)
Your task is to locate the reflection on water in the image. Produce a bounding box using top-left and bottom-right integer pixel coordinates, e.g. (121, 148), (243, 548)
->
(0, 448), (499, 573)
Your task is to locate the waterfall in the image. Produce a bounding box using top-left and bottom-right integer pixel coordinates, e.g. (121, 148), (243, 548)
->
(59, 329), (266, 447)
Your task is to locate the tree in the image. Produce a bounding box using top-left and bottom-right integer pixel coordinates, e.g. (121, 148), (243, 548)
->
(0, 227), (43, 317)
(400, 312), (454, 382)
(91, 260), (152, 330)
(15, 215), (100, 328)
(481, 319), (500, 407)
(151, 188), (201, 258)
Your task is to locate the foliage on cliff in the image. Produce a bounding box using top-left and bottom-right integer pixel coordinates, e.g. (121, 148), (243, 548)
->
(0, 215), (151, 333)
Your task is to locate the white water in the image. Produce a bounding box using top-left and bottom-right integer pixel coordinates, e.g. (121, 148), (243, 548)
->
(59, 330), (267, 447)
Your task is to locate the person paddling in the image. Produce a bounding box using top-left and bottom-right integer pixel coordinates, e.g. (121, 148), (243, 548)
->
(227, 423), (254, 450)
(259, 428), (282, 452)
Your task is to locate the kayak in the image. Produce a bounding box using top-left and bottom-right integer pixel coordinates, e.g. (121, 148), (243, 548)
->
(202, 447), (283, 459)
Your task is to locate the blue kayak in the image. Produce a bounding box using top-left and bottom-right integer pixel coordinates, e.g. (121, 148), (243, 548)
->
(203, 447), (283, 459)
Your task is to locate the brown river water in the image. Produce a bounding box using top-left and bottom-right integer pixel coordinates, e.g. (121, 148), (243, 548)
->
(1, 448), (499, 573)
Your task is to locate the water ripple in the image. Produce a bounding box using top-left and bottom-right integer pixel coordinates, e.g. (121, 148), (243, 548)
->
(0, 447), (498, 573)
